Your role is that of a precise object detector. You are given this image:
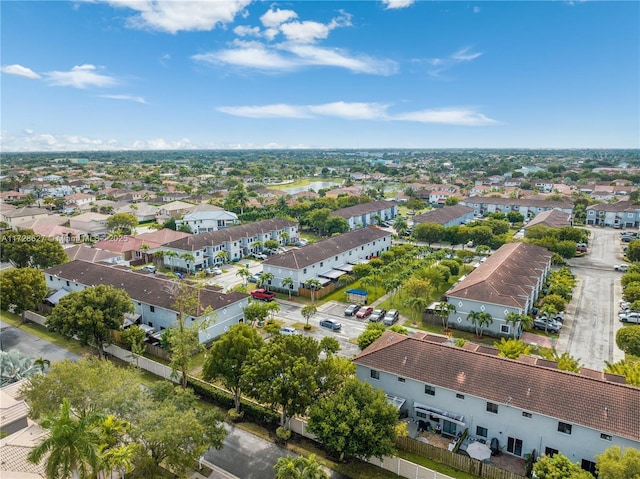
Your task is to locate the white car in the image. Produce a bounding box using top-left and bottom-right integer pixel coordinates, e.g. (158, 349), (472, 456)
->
(619, 311), (640, 324)
(206, 267), (222, 275)
(279, 326), (301, 336)
(614, 264), (629, 272)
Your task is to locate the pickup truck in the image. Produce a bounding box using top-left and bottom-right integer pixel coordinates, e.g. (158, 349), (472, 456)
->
(250, 289), (276, 301)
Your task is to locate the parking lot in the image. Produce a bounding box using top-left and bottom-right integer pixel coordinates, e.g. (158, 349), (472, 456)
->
(558, 226), (627, 370)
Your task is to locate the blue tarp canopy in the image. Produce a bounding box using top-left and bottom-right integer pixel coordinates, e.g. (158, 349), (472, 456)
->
(345, 289), (367, 296)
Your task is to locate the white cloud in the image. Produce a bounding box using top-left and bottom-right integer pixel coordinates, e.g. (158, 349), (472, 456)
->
(473, 6), (481, 13)
(394, 108), (498, 125)
(217, 104), (312, 119)
(133, 138), (197, 150)
(279, 20), (333, 44)
(260, 7), (298, 28)
(382, 0), (415, 10)
(1, 64), (41, 79)
(233, 25), (261, 37)
(308, 102), (388, 120)
(283, 44), (398, 75)
(427, 47), (483, 77)
(217, 101), (498, 125)
(99, 0), (251, 34)
(193, 41), (299, 71)
(46, 64), (118, 89)
(99, 94), (146, 104)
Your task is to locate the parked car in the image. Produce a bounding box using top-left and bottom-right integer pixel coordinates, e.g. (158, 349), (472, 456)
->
(206, 267), (222, 275)
(319, 318), (342, 331)
(356, 306), (374, 319)
(279, 326), (300, 336)
(533, 316), (562, 333)
(383, 309), (400, 326)
(621, 236), (634, 243)
(248, 273), (262, 283)
(344, 304), (361, 316)
(576, 243), (588, 253)
(369, 308), (386, 322)
(254, 253), (268, 260)
(141, 265), (156, 273)
(614, 264), (629, 272)
(250, 288), (276, 301)
(619, 311), (640, 324)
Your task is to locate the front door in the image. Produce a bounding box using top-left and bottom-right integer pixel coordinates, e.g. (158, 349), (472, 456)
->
(507, 437), (523, 456)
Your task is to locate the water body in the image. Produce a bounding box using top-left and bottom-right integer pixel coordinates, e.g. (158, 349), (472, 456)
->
(279, 181), (342, 195)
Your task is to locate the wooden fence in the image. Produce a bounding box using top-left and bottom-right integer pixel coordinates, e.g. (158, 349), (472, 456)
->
(396, 437), (527, 479)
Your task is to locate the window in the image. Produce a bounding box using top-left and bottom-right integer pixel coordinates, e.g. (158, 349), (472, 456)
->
(416, 411), (427, 419)
(507, 437), (523, 456)
(476, 426), (488, 438)
(486, 402), (499, 414)
(148, 322), (153, 327)
(320, 262), (323, 267)
(501, 324), (510, 334)
(522, 412), (532, 418)
(303, 268), (307, 274)
(398, 377), (405, 383)
(558, 422), (572, 435)
(545, 447), (559, 457)
(66, 280), (70, 287)
(456, 393), (465, 400)
(49, 275), (53, 281)
(600, 433), (612, 441)
(424, 385), (435, 396)
(150, 306), (155, 313)
(581, 459), (597, 475)
(370, 370), (380, 380)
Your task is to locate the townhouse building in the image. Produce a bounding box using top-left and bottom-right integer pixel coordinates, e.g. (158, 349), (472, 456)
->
(262, 227), (391, 296)
(354, 331), (639, 472)
(412, 205), (474, 228)
(523, 209), (573, 230)
(585, 201), (640, 228)
(43, 260), (249, 343)
(332, 200), (398, 230)
(175, 206), (239, 234)
(159, 218), (297, 272)
(445, 243), (552, 338)
(459, 198), (573, 219)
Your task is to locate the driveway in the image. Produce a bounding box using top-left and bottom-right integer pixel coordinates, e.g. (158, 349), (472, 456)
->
(0, 319), (81, 363)
(204, 424), (347, 479)
(557, 227), (626, 370)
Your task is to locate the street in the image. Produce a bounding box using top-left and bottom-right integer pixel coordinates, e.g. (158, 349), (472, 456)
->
(559, 227), (626, 370)
(0, 319), (81, 363)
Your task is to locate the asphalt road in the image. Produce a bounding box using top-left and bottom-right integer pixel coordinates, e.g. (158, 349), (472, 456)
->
(0, 319), (81, 363)
(559, 227), (626, 370)
(205, 424), (347, 479)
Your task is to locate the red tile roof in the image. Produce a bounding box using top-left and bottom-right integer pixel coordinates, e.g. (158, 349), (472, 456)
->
(354, 331), (640, 441)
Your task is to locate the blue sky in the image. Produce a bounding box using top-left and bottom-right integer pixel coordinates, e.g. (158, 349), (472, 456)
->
(1, 1), (638, 152)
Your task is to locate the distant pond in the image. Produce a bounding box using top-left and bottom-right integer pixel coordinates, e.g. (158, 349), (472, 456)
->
(279, 181), (342, 195)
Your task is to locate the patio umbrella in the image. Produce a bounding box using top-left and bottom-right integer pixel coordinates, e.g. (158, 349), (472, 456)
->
(466, 441), (492, 461)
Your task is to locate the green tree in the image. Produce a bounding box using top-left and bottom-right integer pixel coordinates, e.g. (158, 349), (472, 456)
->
(595, 445), (640, 479)
(352, 263), (372, 279)
(626, 240), (640, 262)
(435, 302), (456, 329)
(393, 216), (408, 236)
(307, 378), (398, 462)
(120, 325), (147, 365)
(444, 196), (459, 206)
(301, 304), (318, 328)
(47, 285), (133, 357)
(413, 223), (445, 246)
(504, 312), (531, 339)
(325, 216), (349, 235)
(106, 213), (138, 235)
(282, 276), (294, 299)
(507, 211), (524, 223)
(616, 327), (640, 357)
(243, 301), (271, 326)
(241, 335), (325, 429)
(533, 452), (593, 479)
(202, 323), (264, 413)
(544, 348), (582, 373)
(406, 296), (428, 323)
(623, 282), (640, 303)
(259, 271), (274, 291)
(467, 311), (493, 337)
(28, 398), (103, 479)
(604, 360), (640, 386)
(468, 225), (494, 246)
(494, 338), (531, 359)
(0, 229), (67, 268)
(0, 267), (47, 322)
(304, 278), (322, 303)
(273, 454), (328, 479)
(236, 267), (252, 286)
(406, 198), (425, 212)
(166, 282), (214, 388)
(357, 322), (387, 350)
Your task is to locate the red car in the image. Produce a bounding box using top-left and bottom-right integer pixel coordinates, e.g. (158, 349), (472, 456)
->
(356, 306), (374, 319)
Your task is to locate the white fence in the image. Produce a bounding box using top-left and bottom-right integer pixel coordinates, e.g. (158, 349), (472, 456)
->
(102, 344), (180, 383)
(23, 310), (47, 326)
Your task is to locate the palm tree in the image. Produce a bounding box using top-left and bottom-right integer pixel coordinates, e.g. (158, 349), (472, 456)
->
(28, 398), (103, 479)
(140, 243), (151, 264)
(163, 250), (178, 271)
(359, 275), (374, 295)
(282, 277), (294, 299)
(180, 253), (196, 273)
(435, 303), (457, 330)
(406, 296), (429, 323)
(260, 272), (274, 292)
(33, 356), (51, 374)
(304, 279), (322, 303)
(236, 268), (251, 287)
(232, 187), (249, 214)
(467, 311), (493, 337)
(280, 231), (290, 245)
(215, 250), (229, 264)
(273, 454), (328, 479)
(539, 304), (558, 334)
(251, 241), (263, 255)
(504, 312), (530, 339)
